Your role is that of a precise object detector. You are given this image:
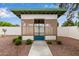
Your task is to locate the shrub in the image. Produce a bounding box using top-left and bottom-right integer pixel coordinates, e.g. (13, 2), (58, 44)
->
(47, 40), (52, 45)
(14, 38), (22, 45)
(18, 36), (22, 40)
(25, 39), (33, 45)
(13, 36), (22, 46)
(0, 21), (16, 26)
(13, 38), (16, 43)
(62, 20), (74, 26)
(57, 41), (62, 45)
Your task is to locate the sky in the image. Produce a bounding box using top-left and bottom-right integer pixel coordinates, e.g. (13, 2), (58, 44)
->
(0, 3), (78, 26)
(0, 3), (58, 9)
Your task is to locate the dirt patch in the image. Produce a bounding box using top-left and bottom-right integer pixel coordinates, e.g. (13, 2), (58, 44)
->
(0, 36), (31, 56)
(16, 44), (31, 56)
(48, 36), (79, 56)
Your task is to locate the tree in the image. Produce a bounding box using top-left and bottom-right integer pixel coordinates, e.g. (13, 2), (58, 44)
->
(77, 22), (79, 26)
(0, 21), (19, 26)
(2, 28), (7, 36)
(62, 20), (74, 26)
(58, 3), (79, 21)
(74, 20), (78, 26)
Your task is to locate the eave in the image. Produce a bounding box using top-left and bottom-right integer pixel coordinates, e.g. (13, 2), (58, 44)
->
(11, 8), (66, 18)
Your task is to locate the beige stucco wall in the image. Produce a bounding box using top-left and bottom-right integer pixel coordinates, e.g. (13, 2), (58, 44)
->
(45, 19), (57, 36)
(22, 19), (57, 36)
(21, 14), (57, 36)
(22, 36), (34, 40)
(0, 26), (79, 40)
(45, 36), (56, 40)
(58, 26), (79, 40)
(22, 19), (34, 35)
(0, 27), (21, 35)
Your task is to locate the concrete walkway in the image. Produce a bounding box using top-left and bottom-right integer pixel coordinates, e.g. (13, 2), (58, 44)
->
(28, 41), (52, 56)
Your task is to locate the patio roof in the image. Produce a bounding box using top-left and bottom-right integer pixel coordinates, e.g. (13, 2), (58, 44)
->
(11, 8), (66, 18)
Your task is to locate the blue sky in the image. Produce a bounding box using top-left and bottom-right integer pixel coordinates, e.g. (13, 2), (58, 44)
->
(0, 3), (58, 9)
(0, 3), (78, 26)
(0, 3), (58, 25)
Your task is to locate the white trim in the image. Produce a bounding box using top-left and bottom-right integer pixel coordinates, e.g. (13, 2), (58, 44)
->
(21, 14), (57, 19)
(22, 36), (34, 40)
(45, 36), (56, 40)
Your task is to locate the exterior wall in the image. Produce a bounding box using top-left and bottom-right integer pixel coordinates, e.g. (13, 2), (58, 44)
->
(58, 26), (79, 40)
(22, 36), (56, 40)
(45, 19), (57, 35)
(22, 36), (34, 40)
(22, 19), (34, 36)
(21, 14), (57, 36)
(21, 14), (57, 40)
(22, 19), (57, 36)
(0, 27), (21, 35)
(45, 36), (56, 40)
(21, 14), (57, 19)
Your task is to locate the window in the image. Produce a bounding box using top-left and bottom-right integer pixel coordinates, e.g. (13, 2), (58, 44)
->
(34, 19), (45, 36)
(34, 19), (44, 24)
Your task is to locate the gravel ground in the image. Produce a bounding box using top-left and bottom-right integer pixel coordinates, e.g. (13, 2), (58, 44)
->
(0, 36), (31, 56)
(1, 36), (79, 56)
(48, 36), (79, 56)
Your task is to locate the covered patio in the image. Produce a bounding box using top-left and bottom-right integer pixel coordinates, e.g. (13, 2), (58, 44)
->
(12, 8), (66, 40)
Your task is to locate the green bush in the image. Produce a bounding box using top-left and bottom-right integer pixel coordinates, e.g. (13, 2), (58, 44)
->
(25, 39), (33, 45)
(14, 38), (22, 45)
(13, 38), (16, 43)
(0, 21), (16, 26)
(13, 36), (22, 46)
(62, 20), (75, 26)
(47, 40), (52, 45)
(18, 36), (22, 40)
(57, 41), (62, 45)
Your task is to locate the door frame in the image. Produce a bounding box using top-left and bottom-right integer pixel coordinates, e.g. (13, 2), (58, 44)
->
(34, 19), (45, 40)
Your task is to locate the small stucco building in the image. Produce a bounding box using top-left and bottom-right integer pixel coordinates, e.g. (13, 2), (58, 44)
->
(12, 9), (65, 40)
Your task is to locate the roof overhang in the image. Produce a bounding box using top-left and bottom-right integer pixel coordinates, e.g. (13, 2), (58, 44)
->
(11, 8), (66, 18)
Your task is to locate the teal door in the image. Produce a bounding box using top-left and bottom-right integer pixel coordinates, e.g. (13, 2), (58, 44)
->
(34, 36), (45, 40)
(34, 19), (45, 40)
